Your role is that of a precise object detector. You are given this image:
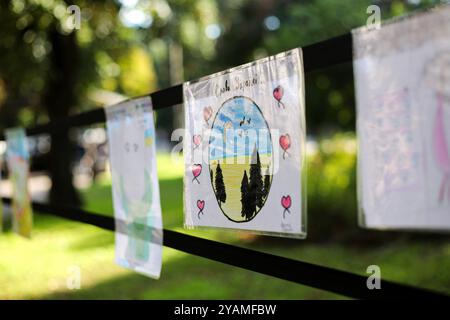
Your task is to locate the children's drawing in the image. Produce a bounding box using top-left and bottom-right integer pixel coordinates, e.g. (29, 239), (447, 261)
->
(184, 48), (306, 238)
(353, 5), (450, 231)
(105, 97), (163, 279)
(5, 128), (32, 238)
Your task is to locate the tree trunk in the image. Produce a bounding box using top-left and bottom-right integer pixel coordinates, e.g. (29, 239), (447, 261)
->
(44, 27), (81, 206)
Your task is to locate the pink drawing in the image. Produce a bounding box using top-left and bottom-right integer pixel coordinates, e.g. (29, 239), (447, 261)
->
(279, 134), (291, 159)
(191, 164), (202, 184)
(273, 85), (285, 109)
(433, 94), (450, 203)
(203, 106), (213, 126)
(193, 135), (202, 149)
(197, 200), (205, 219)
(281, 195), (292, 219)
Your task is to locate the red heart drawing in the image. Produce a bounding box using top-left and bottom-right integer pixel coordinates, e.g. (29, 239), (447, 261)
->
(281, 195), (292, 209)
(197, 200), (205, 210)
(273, 85), (284, 101)
(279, 134), (291, 151)
(193, 135), (202, 147)
(192, 164), (202, 178)
(203, 106), (213, 124)
(273, 85), (286, 108)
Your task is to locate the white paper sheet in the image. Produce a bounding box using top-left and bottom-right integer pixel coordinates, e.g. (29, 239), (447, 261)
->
(184, 49), (306, 238)
(353, 6), (450, 230)
(105, 97), (163, 278)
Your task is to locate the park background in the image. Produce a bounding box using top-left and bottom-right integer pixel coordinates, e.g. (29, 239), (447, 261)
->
(0, 0), (449, 299)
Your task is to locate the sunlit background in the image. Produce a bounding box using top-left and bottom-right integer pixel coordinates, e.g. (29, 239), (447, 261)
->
(0, 0), (449, 299)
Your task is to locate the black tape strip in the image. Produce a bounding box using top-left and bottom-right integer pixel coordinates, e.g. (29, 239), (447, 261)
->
(1, 198), (447, 299)
(303, 33), (352, 72)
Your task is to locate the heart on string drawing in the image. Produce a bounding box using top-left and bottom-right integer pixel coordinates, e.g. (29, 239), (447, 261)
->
(279, 134), (291, 159)
(191, 164), (202, 183)
(192, 135), (202, 149)
(197, 200), (205, 219)
(281, 195), (292, 219)
(273, 85), (285, 109)
(203, 106), (213, 126)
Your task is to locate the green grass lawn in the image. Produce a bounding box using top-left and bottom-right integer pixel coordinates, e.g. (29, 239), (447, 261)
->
(0, 154), (449, 299)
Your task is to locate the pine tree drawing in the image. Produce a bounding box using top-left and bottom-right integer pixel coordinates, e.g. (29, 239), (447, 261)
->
(210, 169), (214, 186)
(263, 167), (271, 200)
(240, 170), (251, 219)
(215, 161), (226, 208)
(246, 147), (264, 219)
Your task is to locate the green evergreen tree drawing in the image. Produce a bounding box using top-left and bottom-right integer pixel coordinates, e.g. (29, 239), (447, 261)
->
(215, 161), (226, 207)
(240, 170), (251, 218)
(247, 147), (264, 219)
(210, 169), (214, 187)
(263, 167), (271, 200)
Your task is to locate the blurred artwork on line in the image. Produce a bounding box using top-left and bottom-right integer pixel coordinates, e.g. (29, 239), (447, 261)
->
(353, 5), (450, 231)
(5, 128), (33, 238)
(105, 97), (163, 279)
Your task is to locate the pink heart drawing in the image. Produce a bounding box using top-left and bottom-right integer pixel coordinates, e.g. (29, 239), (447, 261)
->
(191, 164), (202, 183)
(203, 106), (213, 125)
(197, 199), (205, 210)
(281, 195), (292, 219)
(273, 85), (285, 108)
(281, 195), (291, 209)
(193, 135), (202, 149)
(279, 134), (291, 159)
(197, 200), (205, 219)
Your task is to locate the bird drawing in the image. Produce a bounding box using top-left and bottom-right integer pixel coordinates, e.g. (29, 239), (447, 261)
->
(239, 115), (251, 127)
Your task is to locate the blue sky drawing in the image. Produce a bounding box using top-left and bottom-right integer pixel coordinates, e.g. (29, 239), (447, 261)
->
(209, 96), (272, 161)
